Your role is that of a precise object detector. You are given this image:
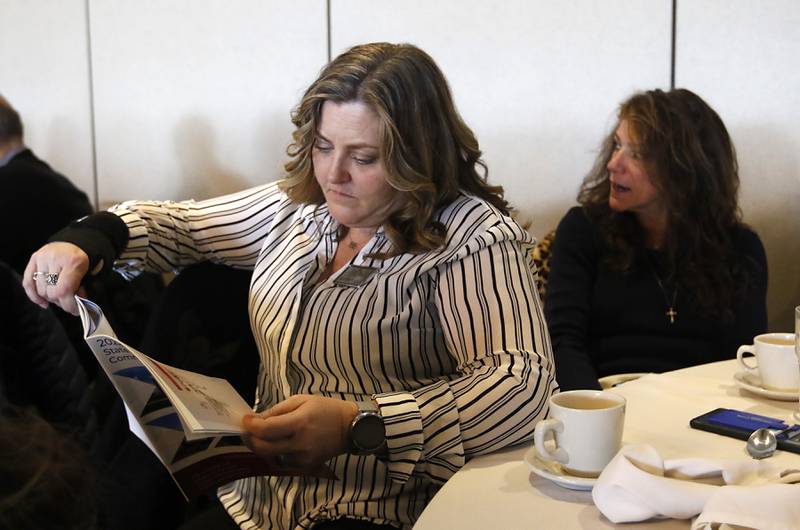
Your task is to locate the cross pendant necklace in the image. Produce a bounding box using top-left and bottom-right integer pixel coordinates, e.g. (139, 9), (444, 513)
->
(651, 271), (678, 324)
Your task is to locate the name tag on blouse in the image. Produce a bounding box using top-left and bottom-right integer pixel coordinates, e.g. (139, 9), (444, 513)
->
(334, 265), (378, 287)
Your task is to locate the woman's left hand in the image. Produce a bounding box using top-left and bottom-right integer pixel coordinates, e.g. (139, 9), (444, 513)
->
(242, 395), (358, 471)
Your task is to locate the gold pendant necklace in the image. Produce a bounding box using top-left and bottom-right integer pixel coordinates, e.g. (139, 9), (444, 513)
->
(344, 231), (363, 251)
(651, 270), (678, 324)
(342, 228), (378, 252)
(647, 251), (677, 324)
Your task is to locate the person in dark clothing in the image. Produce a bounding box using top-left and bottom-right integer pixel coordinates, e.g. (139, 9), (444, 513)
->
(0, 94), (163, 378)
(545, 88), (768, 390)
(0, 260), (98, 450)
(0, 260), (100, 528)
(0, 94), (102, 377)
(0, 259), (104, 523)
(0, 94), (94, 276)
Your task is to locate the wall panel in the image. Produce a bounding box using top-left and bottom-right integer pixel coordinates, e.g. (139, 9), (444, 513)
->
(5, 1), (795, 330)
(330, 0), (672, 237)
(677, 0), (800, 330)
(0, 0), (95, 203)
(89, 0), (327, 204)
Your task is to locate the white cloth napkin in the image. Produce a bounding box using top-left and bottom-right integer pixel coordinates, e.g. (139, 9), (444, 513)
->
(592, 444), (800, 530)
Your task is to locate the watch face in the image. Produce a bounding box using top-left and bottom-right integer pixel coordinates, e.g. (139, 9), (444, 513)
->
(353, 413), (386, 452)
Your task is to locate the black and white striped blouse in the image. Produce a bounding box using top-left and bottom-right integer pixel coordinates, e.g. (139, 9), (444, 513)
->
(110, 181), (555, 530)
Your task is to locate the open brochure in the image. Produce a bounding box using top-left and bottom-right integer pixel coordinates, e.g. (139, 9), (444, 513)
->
(76, 296), (334, 499)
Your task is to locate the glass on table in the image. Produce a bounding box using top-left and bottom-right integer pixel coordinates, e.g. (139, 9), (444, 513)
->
(796, 305), (800, 361)
(796, 305), (800, 421)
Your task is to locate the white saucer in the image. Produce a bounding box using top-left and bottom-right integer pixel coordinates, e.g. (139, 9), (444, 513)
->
(524, 446), (596, 491)
(733, 371), (799, 401)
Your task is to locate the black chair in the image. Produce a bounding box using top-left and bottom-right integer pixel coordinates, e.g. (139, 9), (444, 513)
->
(140, 261), (258, 400)
(94, 261), (258, 530)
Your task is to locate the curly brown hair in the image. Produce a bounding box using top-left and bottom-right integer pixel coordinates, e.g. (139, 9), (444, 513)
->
(279, 42), (509, 256)
(578, 88), (748, 315)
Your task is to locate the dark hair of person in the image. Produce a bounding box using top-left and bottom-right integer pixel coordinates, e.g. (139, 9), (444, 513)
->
(0, 407), (98, 530)
(0, 95), (23, 144)
(280, 42), (509, 256)
(578, 88), (746, 315)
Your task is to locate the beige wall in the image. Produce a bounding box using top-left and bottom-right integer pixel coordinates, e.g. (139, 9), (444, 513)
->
(0, 0), (94, 197)
(676, 0), (800, 337)
(1, 0), (798, 330)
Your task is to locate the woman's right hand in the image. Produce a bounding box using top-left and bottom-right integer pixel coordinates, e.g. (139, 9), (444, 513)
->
(22, 242), (92, 315)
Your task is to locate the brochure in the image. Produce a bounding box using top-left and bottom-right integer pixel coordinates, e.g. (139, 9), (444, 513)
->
(76, 296), (333, 499)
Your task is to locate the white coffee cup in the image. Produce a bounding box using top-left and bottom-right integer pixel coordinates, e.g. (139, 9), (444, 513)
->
(533, 390), (625, 478)
(737, 333), (800, 391)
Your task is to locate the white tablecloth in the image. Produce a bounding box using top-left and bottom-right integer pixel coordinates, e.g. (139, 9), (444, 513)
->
(413, 360), (800, 530)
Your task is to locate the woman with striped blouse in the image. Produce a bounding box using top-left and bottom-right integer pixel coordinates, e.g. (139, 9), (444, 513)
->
(24, 43), (556, 530)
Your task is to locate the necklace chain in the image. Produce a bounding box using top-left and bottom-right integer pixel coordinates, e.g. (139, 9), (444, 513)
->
(648, 256), (678, 324)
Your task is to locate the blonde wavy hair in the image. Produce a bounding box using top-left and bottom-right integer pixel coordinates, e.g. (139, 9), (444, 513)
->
(279, 42), (509, 256)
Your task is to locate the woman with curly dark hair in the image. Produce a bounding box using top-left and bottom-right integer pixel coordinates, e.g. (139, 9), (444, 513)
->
(545, 88), (768, 390)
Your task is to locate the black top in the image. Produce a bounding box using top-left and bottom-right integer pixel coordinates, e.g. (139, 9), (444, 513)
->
(0, 149), (93, 274)
(545, 206), (768, 391)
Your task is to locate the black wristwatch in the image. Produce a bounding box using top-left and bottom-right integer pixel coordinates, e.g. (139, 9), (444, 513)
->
(348, 400), (386, 455)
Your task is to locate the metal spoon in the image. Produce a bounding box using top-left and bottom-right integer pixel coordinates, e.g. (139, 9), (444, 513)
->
(746, 428), (778, 459)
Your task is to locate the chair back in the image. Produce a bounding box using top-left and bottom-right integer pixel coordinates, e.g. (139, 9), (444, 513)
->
(531, 230), (556, 302)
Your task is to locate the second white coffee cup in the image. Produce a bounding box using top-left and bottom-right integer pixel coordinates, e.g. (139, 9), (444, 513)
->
(737, 332), (799, 391)
(533, 390), (625, 478)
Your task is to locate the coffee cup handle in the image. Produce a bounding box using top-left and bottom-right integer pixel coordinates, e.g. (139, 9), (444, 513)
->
(533, 418), (568, 464)
(736, 344), (758, 374)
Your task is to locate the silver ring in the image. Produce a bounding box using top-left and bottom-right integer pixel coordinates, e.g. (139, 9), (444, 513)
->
(33, 271), (59, 286)
(33, 271), (58, 285)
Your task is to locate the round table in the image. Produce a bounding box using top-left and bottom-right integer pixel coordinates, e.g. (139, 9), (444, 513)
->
(413, 360), (800, 529)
